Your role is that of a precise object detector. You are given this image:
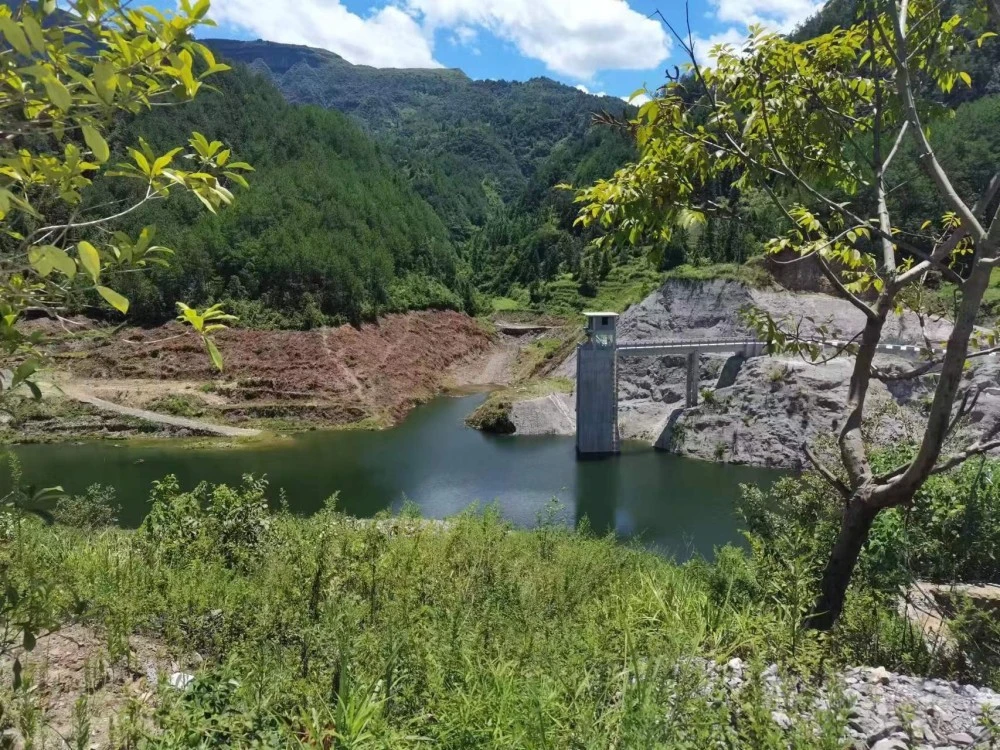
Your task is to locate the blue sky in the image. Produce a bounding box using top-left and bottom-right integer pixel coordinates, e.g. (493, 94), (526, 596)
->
(157, 0), (825, 101)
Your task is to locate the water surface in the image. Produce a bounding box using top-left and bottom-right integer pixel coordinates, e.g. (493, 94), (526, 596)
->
(6, 394), (782, 558)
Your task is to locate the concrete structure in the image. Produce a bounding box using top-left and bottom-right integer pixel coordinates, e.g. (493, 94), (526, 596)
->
(575, 313), (620, 455)
(574, 310), (949, 457)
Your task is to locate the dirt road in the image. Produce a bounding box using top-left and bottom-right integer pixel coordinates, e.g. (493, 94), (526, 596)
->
(60, 385), (261, 438)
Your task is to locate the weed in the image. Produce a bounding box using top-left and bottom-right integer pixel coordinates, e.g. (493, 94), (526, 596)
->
(147, 394), (206, 419)
(54, 484), (120, 529)
(71, 695), (91, 750)
(2, 465), (998, 746)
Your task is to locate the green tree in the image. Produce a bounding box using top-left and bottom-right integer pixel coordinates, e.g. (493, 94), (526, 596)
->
(576, 0), (1000, 628)
(0, 0), (251, 392)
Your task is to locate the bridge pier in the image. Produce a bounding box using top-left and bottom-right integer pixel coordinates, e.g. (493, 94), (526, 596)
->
(685, 351), (699, 407)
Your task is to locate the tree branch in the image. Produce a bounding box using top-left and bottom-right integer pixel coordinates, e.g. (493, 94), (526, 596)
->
(23, 187), (156, 246)
(815, 253), (879, 321)
(885, 2), (986, 244)
(894, 170), (1000, 287)
(928, 437), (1000, 477)
(804, 442), (852, 500)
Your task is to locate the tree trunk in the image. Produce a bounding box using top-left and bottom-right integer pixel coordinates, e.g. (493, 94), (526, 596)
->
(808, 494), (881, 631)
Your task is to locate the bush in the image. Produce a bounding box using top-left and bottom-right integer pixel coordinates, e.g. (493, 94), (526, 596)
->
(139, 474), (272, 569)
(465, 398), (516, 433)
(53, 484), (120, 529)
(147, 394), (206, 419)
(4, 495), (862, 747)
(738, 454), (1000, 682)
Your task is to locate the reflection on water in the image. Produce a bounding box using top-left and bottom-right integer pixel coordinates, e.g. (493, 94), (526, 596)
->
(4, 394), (782, 559)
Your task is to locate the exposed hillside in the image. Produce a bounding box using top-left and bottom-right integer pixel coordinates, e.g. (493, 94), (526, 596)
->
(95, 65), (468, 328)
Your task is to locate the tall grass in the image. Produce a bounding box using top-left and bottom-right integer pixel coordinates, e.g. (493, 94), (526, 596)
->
(0, 477), (875, 748)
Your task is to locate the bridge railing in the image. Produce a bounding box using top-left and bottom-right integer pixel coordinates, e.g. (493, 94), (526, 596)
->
(618, 338), (763, 349)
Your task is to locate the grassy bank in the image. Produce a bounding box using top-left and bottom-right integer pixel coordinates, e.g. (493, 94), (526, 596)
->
(2, 492), (854, 748)
(2, 455), (999, 746)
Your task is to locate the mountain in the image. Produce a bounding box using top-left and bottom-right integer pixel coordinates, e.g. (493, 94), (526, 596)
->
(96, 64), (468, 328)
(204, 39), (633, 236)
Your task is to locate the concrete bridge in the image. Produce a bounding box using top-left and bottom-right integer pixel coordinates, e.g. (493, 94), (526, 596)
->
(575, 311), (938, 456)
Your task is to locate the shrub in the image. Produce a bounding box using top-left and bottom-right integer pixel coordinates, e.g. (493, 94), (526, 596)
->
(139, 474), (272, 569)
(465, 398), (516, 434)
(739, 454), (1000, 682)
(54, 485), (120, 529)
(147, 394), (206, 418)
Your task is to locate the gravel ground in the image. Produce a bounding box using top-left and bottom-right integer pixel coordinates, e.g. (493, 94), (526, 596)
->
(716, 658), (1000, 749)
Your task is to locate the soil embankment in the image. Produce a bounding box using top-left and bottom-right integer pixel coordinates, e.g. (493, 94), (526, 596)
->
(8, 311), (495, 441)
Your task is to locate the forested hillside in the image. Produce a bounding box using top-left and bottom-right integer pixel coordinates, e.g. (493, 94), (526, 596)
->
(94, 13), (1000, 329)
(96, 66), (469, 328)
(205, 40), (629, 236)
(205, 39), (651, 307)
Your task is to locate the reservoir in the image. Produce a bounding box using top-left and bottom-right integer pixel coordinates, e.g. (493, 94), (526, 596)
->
(5, 394), (781, 559)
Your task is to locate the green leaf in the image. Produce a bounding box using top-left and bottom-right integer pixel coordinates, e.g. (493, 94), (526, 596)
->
(32, 246), (76, 279)
(81, 124), (109, 163)
(151, 147), (183, 177)
(0, 17), (31, 57)
(12, 360), (38, 386)
(205, 337), (223, 372)
(43, 76), (72, 112)
(96, 286), (129, 314)
(21, 15), (44, 53)
(78, 241), (100, 282)
(28, 246), (54, 277)
(93, 61), (116, 104)
(129, 148), (151, 176)
(22, 630), (35, 652)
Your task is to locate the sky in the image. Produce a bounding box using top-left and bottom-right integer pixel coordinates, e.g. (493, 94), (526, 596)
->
(157, 0), (826, 102)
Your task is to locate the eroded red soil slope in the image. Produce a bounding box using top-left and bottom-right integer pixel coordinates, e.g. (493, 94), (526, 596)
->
(68, 311), (494, 425)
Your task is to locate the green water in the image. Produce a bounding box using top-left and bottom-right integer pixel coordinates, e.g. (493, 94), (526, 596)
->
(5, 394), (782, 558)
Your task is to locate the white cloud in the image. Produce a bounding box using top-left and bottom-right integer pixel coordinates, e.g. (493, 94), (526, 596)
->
(690, 27), (749, 65)
(403, 0), (671, 80)
(211, 0), (438, 69)
(451, 25), (478, 46)
(622, 92), (651, 105)
(576, 84), (609, 97)
(211, 0), (670, 79)
(708, 0), (824, 32)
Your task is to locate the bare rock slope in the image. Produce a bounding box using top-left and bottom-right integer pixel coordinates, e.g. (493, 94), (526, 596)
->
(514, 278), (1000, 468)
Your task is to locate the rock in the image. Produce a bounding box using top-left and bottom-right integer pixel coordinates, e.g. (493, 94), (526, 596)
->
(168, 671), (195, 690)
(869, 666), (893, 684)
(601, 278), (955, 467)
(507, 392), (575, 436)
(771, 710), (792, 730)
(680, 655), (994, 747)
(868, 723), (905, 745)
(945, 732), (975, 746)
(870, 738), (908, 750)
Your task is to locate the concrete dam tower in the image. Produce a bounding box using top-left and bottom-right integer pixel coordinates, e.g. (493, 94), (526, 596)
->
(576, 313), (620, 456)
